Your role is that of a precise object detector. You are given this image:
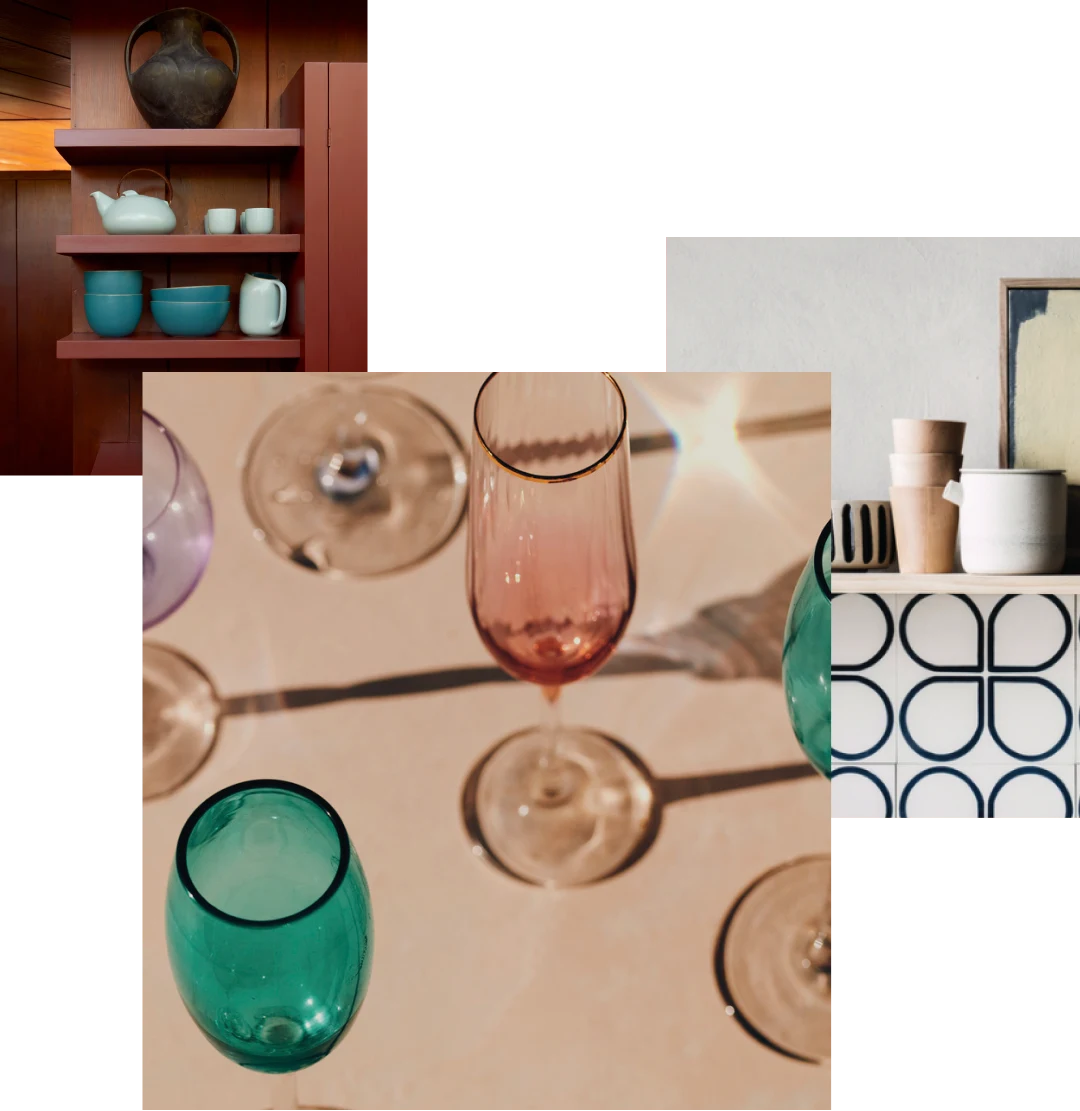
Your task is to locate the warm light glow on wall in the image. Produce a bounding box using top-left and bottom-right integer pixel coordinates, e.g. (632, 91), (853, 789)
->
(0, 122), (71, 172)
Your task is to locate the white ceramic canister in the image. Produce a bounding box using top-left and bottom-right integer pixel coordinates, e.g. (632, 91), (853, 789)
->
(942, 469), (1067, 574)
(239, 272), (287, 336)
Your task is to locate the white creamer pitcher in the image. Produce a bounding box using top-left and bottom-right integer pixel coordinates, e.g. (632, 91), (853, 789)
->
(239, 272), (287, 337)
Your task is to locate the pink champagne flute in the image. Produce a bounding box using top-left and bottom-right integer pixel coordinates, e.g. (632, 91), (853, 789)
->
(467, 373), (654, 887)
(143, 412), (219, 799)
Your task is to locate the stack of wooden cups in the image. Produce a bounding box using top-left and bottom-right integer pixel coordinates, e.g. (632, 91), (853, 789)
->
(890, 419), (966, 573)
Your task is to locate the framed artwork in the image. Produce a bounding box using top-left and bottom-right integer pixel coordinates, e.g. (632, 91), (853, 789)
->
(1000, 278), (1080, 570)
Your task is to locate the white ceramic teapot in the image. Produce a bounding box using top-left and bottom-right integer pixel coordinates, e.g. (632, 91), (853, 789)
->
(91, 168), (176, 234)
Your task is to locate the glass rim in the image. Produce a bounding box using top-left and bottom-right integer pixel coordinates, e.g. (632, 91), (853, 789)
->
(174, 778), (351, 929)
(143, 411), (182, 529)
(472, 372), (628, 483)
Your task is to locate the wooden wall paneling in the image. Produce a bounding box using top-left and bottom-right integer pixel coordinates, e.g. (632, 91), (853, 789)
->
(71, 0), (161, 128)
(16, 177), (71, 473)
(0, 94), (67, 118)
(72, 363), (136, 474)
(280, 62), (327, 371)
(0, 1), (71, 57)
(0, 120), (70, 169)
(0, 70), (69, 109)
(0, 177), (15, 470)
(36, 1), (72, 18)
(267, 1), (366, 126)
(0, 37), (72, 86)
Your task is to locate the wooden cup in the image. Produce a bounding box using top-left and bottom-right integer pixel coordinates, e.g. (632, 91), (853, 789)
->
(889, 485), (959, 573)
(889, 453), (963, 486)
(892, 419), (966, 454)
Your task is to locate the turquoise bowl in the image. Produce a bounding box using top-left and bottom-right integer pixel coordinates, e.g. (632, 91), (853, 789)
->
(84, 293), (143, 337)
(151, 285), (230, 302)
(84, 270), (142, 295)
(151, 299), (230, 337)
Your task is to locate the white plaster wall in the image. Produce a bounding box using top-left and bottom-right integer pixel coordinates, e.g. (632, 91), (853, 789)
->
(667, 238), (1080, 501)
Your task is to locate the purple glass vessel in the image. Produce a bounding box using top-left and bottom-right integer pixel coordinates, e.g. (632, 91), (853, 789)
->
(143, 412), (214, 629)
(143, 413), (220, 799)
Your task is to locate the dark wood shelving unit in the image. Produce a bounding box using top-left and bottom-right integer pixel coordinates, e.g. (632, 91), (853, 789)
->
(57, 69), (320, 391)
(91, 442), (142, 475)
(57, 234), (302, 254)
(54, 128), (302, 164)
(57, 333), (302, 359)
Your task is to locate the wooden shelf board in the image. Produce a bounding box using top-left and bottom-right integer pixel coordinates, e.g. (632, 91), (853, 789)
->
(833, 572), (1080, 596)
(57, 333), (302, 359)
(54, 128), (301, 163)
(57, 234), (301, 254)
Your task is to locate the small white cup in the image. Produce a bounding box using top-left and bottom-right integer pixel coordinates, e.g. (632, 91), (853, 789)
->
(204, 208), (237, 234)
(240, 207), (274, 234)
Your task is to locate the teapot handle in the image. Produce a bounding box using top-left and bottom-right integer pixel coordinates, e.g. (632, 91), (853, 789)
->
(202, 14), (240, 81)
(124, 14), (157, 84)
(116, 168), (173, 204)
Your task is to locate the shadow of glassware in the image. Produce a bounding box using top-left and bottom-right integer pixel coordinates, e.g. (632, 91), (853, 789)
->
(217, 559), (809, 719)
(712, 854), (830, 1065)
(461, 733), (818, 887)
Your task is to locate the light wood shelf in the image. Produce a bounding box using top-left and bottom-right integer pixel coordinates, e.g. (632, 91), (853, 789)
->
(833, 573), (1080, 595)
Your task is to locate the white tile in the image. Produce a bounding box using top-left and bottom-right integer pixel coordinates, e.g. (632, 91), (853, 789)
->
(839, 589), (1080, 818)
(986, 765), (1075, 818)
(831, 592), (896, 764)
(981, 593), (1075, 763)
(897, 756), (1075, 818)
(832, 592), (895, 671)
(897, 763), (987, 818)
(832, 674), (896, 763)
(988, 677), (1074, 762)
(832, 765), (895, 818)
(897, 593), (983, 675)
(986, 594), (1075, 673)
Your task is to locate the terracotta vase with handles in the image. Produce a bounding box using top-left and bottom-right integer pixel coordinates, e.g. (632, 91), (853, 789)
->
(126, 8), (240, 129)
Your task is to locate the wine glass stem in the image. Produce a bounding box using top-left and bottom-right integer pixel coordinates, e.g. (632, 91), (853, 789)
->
(805, 895), (831, 980)
(269, 1070), (298, 1110)
(530, 686), (576, 807)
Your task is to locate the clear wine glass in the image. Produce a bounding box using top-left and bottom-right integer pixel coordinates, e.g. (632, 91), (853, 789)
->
(166, 779), (373, 1110)
(466, 372), (655, 888)
(720, 522), (831, 1061)
(143, 412), (220, 800)
(242, 379), (468, 578)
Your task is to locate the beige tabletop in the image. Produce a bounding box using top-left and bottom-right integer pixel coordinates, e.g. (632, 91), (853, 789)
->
(143, 371), (830, 1110)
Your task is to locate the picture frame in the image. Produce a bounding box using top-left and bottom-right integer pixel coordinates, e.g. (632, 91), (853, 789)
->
(999, 278), (1080, 571)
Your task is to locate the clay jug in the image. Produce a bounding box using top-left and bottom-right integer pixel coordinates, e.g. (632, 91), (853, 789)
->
(126, 8), (239, 129)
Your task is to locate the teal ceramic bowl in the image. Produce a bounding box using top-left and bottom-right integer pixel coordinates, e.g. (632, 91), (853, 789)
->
(151, 299), (230, 337)
(151, 285), (230, 302)
(84, 292), (143, 337)
(84, 270), (142, 295)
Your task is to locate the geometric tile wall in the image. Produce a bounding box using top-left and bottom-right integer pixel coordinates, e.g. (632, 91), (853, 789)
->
(832, 592), (1078, 817)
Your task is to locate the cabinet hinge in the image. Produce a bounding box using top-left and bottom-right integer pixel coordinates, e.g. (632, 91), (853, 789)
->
(327, 128), (332, 148)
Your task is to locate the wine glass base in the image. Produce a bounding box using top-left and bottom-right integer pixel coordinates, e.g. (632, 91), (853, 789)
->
(718, 855), (830, 1062)
(144, 643), (220, 800)
(463, 726), (657, 888)
(242, 383), (468, 578)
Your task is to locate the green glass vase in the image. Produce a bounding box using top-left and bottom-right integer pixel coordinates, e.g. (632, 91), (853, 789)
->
(166, 780), (373, 1073)
(782, 523), (832, 777)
